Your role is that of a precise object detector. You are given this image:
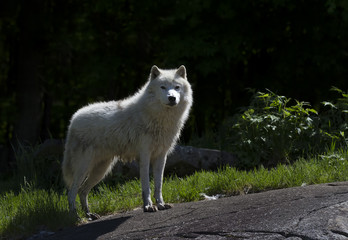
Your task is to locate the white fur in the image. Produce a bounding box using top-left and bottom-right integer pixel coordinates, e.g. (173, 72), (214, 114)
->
(62, 65), (192, 217)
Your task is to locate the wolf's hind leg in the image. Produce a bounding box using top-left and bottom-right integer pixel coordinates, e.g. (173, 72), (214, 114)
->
(78, 157), (114, 220)
(67, 149), (94, 217)
(68, 168), (89, 218)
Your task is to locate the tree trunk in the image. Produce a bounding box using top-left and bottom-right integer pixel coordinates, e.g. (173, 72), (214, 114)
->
(12, 0), (46, 146)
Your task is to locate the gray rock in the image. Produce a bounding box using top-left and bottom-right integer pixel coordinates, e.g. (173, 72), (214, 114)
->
(166, 146), (237, 175)
(48, 182), (348, 240)
(117, 145), (237, 178)
(35, 139), (237, 178)
(34, 139), (64, 159)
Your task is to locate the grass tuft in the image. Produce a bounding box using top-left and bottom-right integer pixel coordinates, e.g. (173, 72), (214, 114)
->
(0, 185), (76, 238)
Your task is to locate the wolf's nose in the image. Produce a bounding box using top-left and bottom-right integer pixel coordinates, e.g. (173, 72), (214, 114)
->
(168, 96), (176, 103)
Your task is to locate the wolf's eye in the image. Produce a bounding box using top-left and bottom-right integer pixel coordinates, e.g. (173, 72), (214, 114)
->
(175, 86), (180, 90)
(160, 86), (166, 90)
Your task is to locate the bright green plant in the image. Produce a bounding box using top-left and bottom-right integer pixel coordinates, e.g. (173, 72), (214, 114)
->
(228, 89), (346, 168)
(320, 87), (348, 147)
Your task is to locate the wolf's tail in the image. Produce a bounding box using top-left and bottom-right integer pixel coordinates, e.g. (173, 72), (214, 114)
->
(62, 150), (74, 189)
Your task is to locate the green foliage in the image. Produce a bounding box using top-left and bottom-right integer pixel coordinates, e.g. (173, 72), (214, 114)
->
(229, 88), (348, 168)
(88, 181), (143, 215)
(320, 87), (348, 143)
(0, 183), (75, 238)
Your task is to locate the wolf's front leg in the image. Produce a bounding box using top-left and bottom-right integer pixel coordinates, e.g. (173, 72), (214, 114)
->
(139, 152), (156, 212)
(153, 154), (172, 210)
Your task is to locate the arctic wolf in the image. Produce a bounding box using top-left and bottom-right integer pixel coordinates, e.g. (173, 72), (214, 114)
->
(62, 65), (192, 219)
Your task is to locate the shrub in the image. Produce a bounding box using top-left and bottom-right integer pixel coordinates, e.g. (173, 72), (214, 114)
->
(229, 88), (347, 168)
(320, 87), (348, 147)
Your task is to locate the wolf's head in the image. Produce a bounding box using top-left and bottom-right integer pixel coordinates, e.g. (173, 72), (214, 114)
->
(148, 65), (192, 108)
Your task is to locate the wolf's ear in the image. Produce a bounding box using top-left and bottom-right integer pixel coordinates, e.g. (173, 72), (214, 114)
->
(150, 65), (161, 80)
(176, 65), (186, 79)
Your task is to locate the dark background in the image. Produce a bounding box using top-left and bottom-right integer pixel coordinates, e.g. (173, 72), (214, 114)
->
(1, 0), (348, 171)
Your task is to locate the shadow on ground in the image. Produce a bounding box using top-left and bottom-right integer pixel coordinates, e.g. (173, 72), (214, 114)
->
(49, 216), (130, 240)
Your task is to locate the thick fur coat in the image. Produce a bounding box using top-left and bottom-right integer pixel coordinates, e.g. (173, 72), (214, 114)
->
(62, 65), (192, 219)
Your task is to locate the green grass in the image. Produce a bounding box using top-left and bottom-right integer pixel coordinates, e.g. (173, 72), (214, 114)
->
(1, 149), (348, 239)
(0, 186), (75, 239)
(162, 149), (348, 200)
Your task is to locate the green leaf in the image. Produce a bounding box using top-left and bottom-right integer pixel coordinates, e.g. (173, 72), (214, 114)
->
(308, 109), (318, 115)
(322, 101), (337, 108)
(258, 93), (269, 98)
(330, 86), (343, 93)
(282, 109), (291, 117)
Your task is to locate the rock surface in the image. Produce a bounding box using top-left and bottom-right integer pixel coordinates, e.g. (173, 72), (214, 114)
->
(35, 139), (237, 178)
(119, 145), (237, 178)
(48, 182), (348, 240)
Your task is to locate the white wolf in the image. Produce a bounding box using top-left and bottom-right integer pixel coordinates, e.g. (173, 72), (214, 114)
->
(62, 65), (192, 219)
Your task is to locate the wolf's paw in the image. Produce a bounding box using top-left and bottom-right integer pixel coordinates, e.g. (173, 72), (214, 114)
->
(86, 212), (101, 221)
(157, 203), (173, 210)
(144, 205), (158, 212)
